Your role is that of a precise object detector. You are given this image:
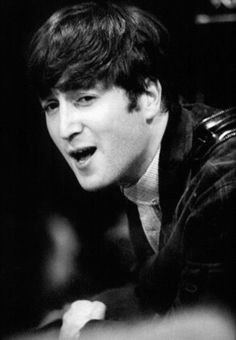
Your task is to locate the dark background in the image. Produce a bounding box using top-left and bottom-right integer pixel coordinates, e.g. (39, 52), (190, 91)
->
(1, 0), (236, 337)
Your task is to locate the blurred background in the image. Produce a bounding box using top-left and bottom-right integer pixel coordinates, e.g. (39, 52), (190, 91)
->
(1, 0), (236, 337)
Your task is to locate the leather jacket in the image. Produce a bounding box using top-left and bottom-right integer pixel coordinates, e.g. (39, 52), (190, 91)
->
(127, 103), (236, 314)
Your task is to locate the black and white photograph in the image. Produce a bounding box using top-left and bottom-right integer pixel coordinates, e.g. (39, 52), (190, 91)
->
(2, 1), (236, 339)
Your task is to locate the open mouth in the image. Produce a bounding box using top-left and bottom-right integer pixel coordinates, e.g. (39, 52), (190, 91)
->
(70, 147), (96, 164)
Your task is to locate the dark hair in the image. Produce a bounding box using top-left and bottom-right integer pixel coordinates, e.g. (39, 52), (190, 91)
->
(28, 1), (171, 110)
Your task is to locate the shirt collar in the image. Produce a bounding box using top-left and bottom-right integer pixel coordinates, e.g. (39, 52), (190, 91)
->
(122, 147), (160, 205)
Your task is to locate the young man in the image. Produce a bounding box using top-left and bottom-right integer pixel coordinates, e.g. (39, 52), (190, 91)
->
(28, 0), (236, 334)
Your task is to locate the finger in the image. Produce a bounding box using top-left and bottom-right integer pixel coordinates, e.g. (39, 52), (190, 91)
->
(90, 301), (106, 320)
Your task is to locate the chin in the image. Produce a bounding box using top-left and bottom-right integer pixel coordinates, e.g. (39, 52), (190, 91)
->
(76, 176), (112, 192)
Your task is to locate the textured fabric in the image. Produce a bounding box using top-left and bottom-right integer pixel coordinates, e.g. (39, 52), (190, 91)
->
(122, 148), (161, 252)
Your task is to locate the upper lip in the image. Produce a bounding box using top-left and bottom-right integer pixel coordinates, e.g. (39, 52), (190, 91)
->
(68, 145), (95, 153)
(68, 146), (97, 159)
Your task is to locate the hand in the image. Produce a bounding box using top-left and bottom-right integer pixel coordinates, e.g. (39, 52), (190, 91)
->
(59, 300), (106, 340)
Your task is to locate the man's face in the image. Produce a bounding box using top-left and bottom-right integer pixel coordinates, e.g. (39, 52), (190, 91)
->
(41, 84), (157, 191)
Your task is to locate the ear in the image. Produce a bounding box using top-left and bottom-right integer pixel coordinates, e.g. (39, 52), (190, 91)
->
(140, 79), (162, 121)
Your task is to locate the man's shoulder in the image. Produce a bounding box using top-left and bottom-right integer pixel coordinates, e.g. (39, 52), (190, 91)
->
(182, 103), (221, 126)
(181, 104), (236, 174)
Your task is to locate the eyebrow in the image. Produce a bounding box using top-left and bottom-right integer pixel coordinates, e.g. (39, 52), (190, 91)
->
(40, 82), (108, 103)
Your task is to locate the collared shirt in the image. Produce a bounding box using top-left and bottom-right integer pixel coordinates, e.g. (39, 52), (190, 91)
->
(122, 148), (162, 253)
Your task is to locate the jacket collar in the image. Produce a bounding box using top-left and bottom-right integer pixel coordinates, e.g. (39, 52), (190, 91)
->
(159, 104), (194, 224)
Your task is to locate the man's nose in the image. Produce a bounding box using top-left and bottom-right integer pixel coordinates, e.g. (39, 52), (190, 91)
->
(59, 103), (83, 141)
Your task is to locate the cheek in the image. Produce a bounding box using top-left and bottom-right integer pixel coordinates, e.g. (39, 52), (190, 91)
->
(46, 119), (59, 145)
(101, 125), (146, 168)
(46, 119), (53, 137)
(46, 121), (68, 161)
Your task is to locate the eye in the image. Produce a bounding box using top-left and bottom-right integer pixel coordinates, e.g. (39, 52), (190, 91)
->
(75, 95), (96, 106)
(42, 101), (59, 115)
